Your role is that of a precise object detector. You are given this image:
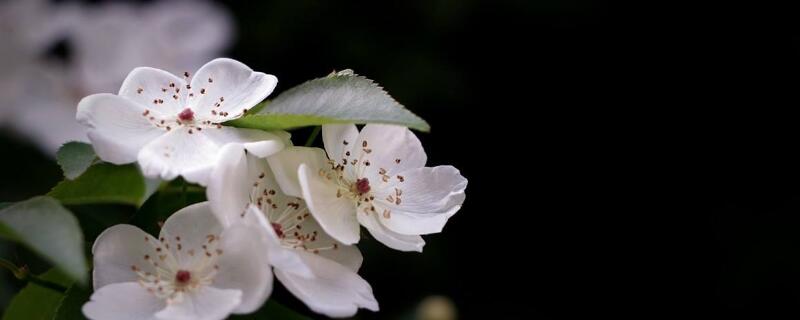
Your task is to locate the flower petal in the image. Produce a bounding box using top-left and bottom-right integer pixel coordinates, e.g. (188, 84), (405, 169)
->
(82, 282), (164, 320)
(206, 144), (250, 227)
(188, 58), (277, 122)
(242, 205), (315, 278)
(154, 286), (242, 320)
(202, 127), (286, 158)
(158, 202), (223, 269)
(275, 250), (378, 318)
(358, 212), (425, 252)
(322, 124), (359, 165)
(352, 124), (427, 179)
(292, 215), (363, 272)
(77, 93), (165, 164)
(118, 67), (187, 115)
(373, 165), (467, 235)
(266, 146), (329, 198)
(137, 126), (284, 185)
(91, 224), (160, 289)
(298, 163), (360, 245)
(214, 224), (273, 314)
(206, 146), (316, 278)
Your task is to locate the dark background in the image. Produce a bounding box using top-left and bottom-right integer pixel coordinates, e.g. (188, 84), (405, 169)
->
(4, 0), (800, 318)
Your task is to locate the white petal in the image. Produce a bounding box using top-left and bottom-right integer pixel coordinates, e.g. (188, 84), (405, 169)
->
(202, 127), (286, 158)
(214, 224), (273, 314)
(298, 163), (360, 245)
(292, 215), (363, 272)
(188, 58), (277, 122)
(118, 67), (187, 115)
(358, 213), (425, 252)
(373, 165), (467, 235)
(91, 224), (160, 289)
(82, 282), (164, 320)
(137, 126), (283, 185)
(207, 144), (250, 227)
(158, 202), (223, 268)
(322, 124), (359, 164)
(242, 205), (314, 278)
(353, 124), (427, 178)
(77, 93), (165, 164)
(275, 250), (378, 318)
(266, 146), (329, 198)
(154, 286), (242, 320)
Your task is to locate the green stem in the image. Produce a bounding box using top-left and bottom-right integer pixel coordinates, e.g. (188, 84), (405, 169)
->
(181, 179), (188, 206)
(0, 258), (20, 277)
(26, 274), (69, 293)
(0, 258), (68, 293)
(305, 126), (321, 147)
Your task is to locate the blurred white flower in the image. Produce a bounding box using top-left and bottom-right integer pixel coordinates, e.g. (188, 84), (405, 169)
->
(207, 144), (379, 318)
(0, 0), (73, 122)
(83, 202), (273, 320)
(77, 58), (286, 185)
(1, 0), (234, 155)
(269, 124), (468, 252)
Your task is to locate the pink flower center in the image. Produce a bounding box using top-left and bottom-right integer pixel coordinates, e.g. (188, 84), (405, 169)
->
(356, 178), (371, 195)
(178, 108), (194, 122)
(175, 270), (191, 284)
(272, 223), (284, 238)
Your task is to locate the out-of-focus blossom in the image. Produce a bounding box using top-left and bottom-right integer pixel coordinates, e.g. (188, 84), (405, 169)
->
(0, 0), (234, 155)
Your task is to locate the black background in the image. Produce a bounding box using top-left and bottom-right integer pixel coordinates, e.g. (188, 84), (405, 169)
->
(4, 0), (800, 318)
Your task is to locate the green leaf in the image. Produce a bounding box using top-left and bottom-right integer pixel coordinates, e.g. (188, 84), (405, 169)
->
(227, 70), (430, 132)
(131, 179), (206, 236)
(56, 142), (97, 180)
(2, 269), (72, 320)
(0, 197), (88, 284)
(48, 163), (151, 207)
(54, 282), (91, 320)
(230, 300), (310, 320)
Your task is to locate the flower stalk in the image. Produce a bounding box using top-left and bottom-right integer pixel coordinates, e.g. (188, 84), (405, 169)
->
(0, 258), (68, 293)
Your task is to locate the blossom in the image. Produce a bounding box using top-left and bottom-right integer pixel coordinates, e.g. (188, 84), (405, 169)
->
(77, 58), (287, 185)
(207, 144), (379, 317)
(82, 202), (272, 320)
(1, 0), (233, 155)
(268, 124), (467, 252)
(0, 0), (73, 123)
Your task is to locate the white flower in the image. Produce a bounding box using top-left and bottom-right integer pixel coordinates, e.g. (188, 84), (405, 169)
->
(268, 124), (467, 252)
(82, 202), (272, 320)
(207, 144), (379, 318)
(0, 0), (73, 123)
(1, 0), (233, 155)
(77, 58), (287, 185)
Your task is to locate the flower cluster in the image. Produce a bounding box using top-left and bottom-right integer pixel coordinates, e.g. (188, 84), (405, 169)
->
(0, 0), (232, 155)
(79, 59), (467, 319)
